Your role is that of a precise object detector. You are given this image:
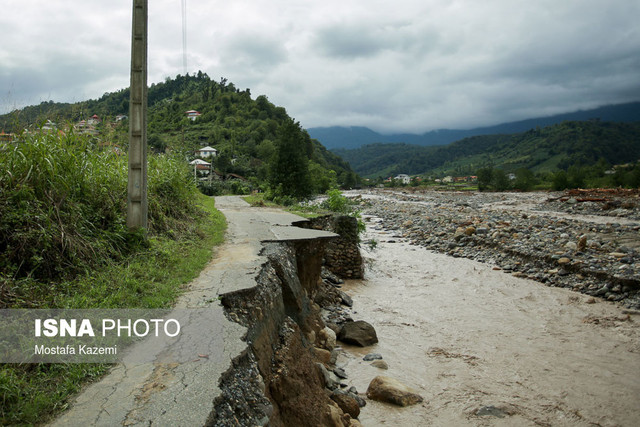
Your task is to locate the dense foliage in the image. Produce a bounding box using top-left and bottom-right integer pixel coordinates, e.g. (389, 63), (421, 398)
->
(0, 72), (355, 197)
(333, 120), (640, 179)
(0, 130), (203, 307)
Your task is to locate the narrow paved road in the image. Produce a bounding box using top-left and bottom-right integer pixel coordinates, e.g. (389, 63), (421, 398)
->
(50, 196), (334, 427)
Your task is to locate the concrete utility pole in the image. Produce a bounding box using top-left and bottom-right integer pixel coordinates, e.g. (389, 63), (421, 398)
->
(127, 0), (148, 230)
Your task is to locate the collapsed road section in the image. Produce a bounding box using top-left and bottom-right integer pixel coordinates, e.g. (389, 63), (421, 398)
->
(50, 196), (361, 426)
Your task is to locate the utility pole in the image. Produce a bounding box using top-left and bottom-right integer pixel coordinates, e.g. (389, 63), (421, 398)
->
(127, 0), (148, 230)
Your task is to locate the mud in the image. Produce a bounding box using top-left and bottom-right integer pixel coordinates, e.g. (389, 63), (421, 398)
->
(338, 216), (640, 426)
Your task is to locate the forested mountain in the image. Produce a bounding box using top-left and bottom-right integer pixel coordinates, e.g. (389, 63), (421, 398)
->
(310, 101), (640, 149)
(0, 72), (355, 191)
(333, 120), (640, 178)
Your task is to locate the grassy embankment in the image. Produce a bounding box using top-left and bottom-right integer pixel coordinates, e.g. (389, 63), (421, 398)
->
(0, 130), (226, 424)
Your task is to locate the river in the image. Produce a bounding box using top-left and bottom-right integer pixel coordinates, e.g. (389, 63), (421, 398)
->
(337, 214), (640, 426)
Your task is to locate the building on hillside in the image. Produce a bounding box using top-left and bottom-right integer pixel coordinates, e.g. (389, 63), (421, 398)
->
(442, 176), (454, 183)
(0, 131), (15, 143)
(74, 120), (98, 136)
(115, 114), (128, 122)
(394, 174), (411, 184)
(87, 114), (101, 126)
(190, 158), (212, 176)
(185, 110), (202, 121)
(42, 120), (57, 131)
(196, 146), (218, 158)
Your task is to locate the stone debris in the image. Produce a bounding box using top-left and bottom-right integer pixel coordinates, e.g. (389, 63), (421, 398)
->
(337, 320), (379, 347)
(363, 353), (383, 361)
(366, 375), (424, 407)
(354, 189), (640, 309)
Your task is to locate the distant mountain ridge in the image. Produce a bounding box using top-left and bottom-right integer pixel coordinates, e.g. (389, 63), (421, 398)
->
(309, 102), (640, 149)
(332, 120), (640, 178)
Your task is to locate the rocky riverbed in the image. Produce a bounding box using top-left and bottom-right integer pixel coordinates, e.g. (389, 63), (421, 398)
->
(349, 188), (640, 309)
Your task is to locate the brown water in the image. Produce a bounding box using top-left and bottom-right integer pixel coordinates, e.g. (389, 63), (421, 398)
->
(338, 217), (640, 426)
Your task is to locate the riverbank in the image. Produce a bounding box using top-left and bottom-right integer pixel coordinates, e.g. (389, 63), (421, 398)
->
(338, 220), (640, 426)
(351, 188), (640, 309)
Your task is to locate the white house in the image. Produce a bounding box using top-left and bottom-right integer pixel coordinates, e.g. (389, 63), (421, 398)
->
(185, 110), (202, 121)
(189, 158), (212, 176)
(442, 176), (454, 183)
(394, 174), (411, 184)
(196, 146), (218, 158)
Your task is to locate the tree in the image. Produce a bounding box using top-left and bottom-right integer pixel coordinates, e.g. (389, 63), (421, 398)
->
(513, 167), (536, 191)
(552, 171), (569, 190)
(270, 119), (312, 199)
(492, 169), (511, 191)
(477, 167), (494, 191)
(216, 152), (232, 175)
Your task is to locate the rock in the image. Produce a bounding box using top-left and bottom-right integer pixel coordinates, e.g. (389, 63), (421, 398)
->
(338, 321), (379, 347)
(366, 376), (423, 407)
(371, 360), (389, 370)
(321, 266), (344, 285)
(331, 392), (360, 419)
(318, 327), (337, 351)
(557, 257), (571, 265)
(475, 405), (507, 418)
(363, 353), (383, 361)
(333, 367), (348, 379)
(330, 348), (339, 365)
(566, 198), (578, 205)
(577, 235), (588, 252)
(314, 347), (332, 364)
(465, 226), (476, 236)
(317, 363), (340, 390)
(338, 290), (354, 307)
(327, 402), (348, 427)
(349, 419), (363, 427)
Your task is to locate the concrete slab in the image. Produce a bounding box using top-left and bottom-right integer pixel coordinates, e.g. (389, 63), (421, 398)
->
(49, 196), (337, 426)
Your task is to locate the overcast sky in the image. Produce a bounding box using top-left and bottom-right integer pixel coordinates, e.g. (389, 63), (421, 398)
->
(1, 0), (639, 133)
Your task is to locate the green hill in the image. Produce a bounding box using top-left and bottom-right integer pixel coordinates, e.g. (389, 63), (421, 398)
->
(0, 72), (355, 192)
(333, 120), (640, 178)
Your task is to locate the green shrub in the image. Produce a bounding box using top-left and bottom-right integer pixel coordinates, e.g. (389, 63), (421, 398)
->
(321, 188), (351, 213)
(197, 179), (253, 197)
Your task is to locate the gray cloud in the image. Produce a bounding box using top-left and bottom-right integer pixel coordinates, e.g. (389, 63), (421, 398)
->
(1, 0), (639, 133)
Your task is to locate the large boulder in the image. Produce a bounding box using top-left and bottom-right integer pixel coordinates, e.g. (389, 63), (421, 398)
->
(337, 320), (378, 347)
(366, 376), (423, 407)
(331, 392), (360, 419)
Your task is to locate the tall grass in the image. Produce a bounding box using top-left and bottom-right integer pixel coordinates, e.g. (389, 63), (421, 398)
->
(0, 129), (203, 308)
(0, 130), (227, 424)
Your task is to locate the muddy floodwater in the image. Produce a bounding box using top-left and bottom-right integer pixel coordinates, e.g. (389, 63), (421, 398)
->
(338, 218), (640, 426)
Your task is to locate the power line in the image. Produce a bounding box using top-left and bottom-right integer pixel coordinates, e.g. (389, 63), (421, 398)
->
(181, 0), (187, 74)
